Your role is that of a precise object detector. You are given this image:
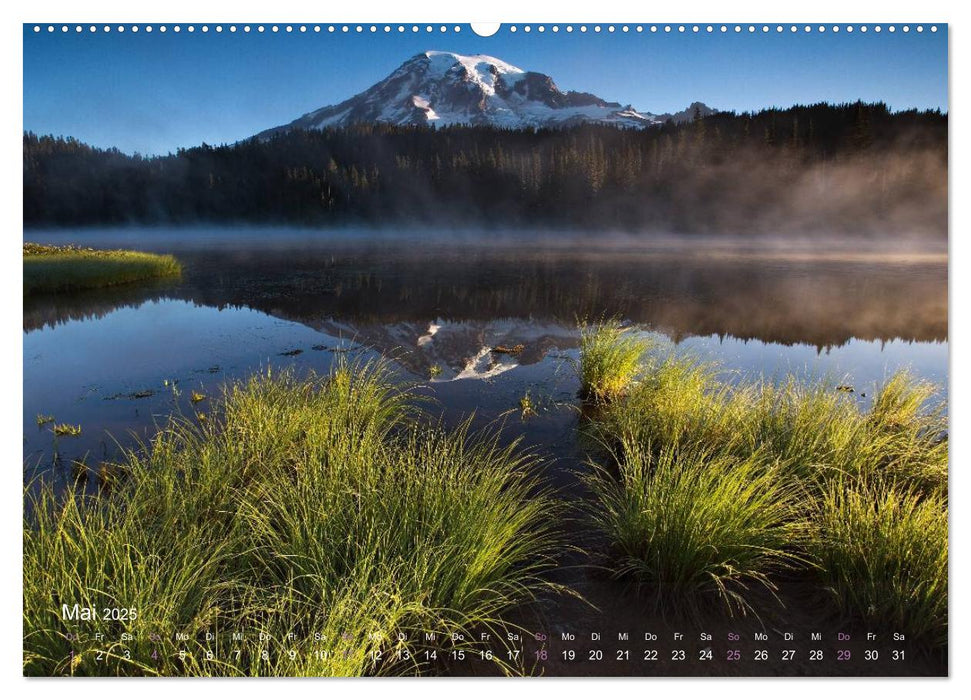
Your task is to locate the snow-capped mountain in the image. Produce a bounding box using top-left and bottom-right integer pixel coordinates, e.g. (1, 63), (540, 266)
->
(258, 51), (712, 135)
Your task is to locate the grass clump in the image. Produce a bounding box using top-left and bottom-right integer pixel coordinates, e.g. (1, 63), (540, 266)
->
(598, 355), (947, 495)
(810, 482), (947, 646)
(576, 321), (650, 403)
(23, 361), (561, 676)
(51, 423), (81, 437)
(585, 343), (947, 640)
(866, 372), (948, 492)
(23, 243), (181, 295)
(598, 353), (747, 453)
(585, 441), (801, 617)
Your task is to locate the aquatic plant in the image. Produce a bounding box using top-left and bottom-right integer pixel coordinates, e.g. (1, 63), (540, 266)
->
(23, 243), (181, 295)
(809, 481), (947, 646)
(51, 423), (81, 437)
(575, 320), (650, 403)
(586, 348), (948, 636)
(35, 414), (54, 426)
(23, 362), (562, 676)
(518, 391), (537, 419)
(190, 391), (206, 404)
(596, 353), (745, 455)
(866, 371), (948, 492)
(599, 356), (947, 494)
(585, 440), (801, 617)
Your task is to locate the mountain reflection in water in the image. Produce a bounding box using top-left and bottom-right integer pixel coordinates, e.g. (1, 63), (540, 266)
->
(24, 236), (947, 349)
(23, 232), (947, 489)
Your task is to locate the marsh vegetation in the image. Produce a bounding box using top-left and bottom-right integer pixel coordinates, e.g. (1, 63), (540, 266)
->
(576, 320), (651, 403)
(578, 325), (948, 645)
(23, 361), (561, 676)
(23, 243), (181, 295)
(23, 330), (948, 677)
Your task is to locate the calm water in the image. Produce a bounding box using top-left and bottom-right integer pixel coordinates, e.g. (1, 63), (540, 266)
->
(20, 228), (949, 675)
(23, 228), (948, 490)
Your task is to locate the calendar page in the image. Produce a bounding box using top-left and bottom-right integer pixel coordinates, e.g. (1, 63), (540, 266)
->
(22, 19), (948, 679)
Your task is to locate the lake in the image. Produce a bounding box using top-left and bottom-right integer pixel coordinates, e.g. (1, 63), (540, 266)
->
(23, 228), (947, 494)
(21, 228), (949, 674)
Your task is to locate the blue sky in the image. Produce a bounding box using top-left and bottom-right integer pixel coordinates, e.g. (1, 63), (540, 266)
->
(23, 23), (948, 155)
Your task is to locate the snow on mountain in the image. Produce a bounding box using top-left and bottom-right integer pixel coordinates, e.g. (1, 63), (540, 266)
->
(258, 50), (712, 135)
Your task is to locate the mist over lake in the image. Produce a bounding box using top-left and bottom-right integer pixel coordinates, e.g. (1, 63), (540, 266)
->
(23, 227), (947, 492)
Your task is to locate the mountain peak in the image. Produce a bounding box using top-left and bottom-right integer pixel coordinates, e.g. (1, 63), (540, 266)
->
(257, 51), (711, 136)
(420, 50), (525, 76)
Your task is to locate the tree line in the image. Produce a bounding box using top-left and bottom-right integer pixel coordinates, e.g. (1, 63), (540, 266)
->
(23, 101), (947, 236)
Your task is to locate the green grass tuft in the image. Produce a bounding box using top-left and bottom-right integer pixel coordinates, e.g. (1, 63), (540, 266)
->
(23, 243), (181, 295)
(23, 361), (562, 676)
(585, 345), (947, 638)
(585, 441), (802, 617)
(809, 482), (947, 646)
(576, 321), (651, 403)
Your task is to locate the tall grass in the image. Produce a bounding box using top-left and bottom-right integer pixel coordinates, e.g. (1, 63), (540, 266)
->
(866, 372), (949, 492)
(586, 342), (947, 639)
(597, 353), (748, 453)
(597, 357), (947, 494)
(576, 321), (651, 403)
(23, 243), (181, 294)
(810, 482), (948, 646)
(23, 361), (562, 676)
